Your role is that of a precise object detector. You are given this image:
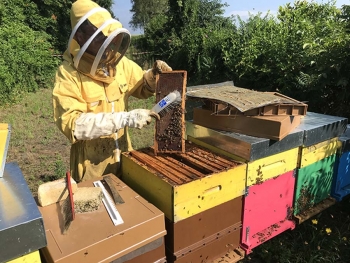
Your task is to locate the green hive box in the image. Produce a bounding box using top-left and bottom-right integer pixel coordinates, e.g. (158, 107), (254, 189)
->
(294, 154), (336, 217)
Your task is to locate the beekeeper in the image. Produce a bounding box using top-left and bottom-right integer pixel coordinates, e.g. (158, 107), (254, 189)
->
(53, 0), (172, 182)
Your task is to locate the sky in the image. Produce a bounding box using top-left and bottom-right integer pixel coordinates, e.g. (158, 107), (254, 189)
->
(112, 0), (349, 35)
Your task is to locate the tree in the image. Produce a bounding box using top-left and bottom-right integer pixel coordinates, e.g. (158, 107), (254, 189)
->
(142, 0), (236, 85)
(0, 0), (58, 103)
(26, 0), (115, 54)
(223, 1), (350, 117)
(0, 0), (116, 104)
(129, 0), (168, 30)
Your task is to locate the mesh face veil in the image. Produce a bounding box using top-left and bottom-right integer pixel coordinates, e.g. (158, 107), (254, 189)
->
(68, 7), (131, 83)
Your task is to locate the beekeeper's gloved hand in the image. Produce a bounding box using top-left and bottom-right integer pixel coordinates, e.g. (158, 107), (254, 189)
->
(74, 110), (160, 140)
(144, 60), (172, 91)
(126, 109), (160, 129)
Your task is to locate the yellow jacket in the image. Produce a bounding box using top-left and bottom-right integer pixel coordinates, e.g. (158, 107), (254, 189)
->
(53, 0), (154, 182)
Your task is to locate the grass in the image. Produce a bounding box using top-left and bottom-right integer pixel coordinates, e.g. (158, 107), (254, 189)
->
(1, 88), (349, 262)
(239, 198), (350, 263)
(0, 88), (156, 195)
(0, 89), (70, 194)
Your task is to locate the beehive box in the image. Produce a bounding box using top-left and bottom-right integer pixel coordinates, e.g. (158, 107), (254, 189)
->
(186, 85), (308, 117)
(0, 162), (47, 263)
(121, 141), (246, 222)
(186, 120), (304, 162)
(294, 155), (337, 221)
(331, 137), (350, 201)
(188, 129), (300, 186)
(165, 197), (242, 255)
(166, 230), (245, 263)
(155, 71), (187, 154)
(202, 93), (308, 116)
(299, 137), (340, 168)
(193, 108), (302, 141)
(241, 171), (296, 254)
(122, 238), (166, 263)
(7, 251), (41, 263)
(39, 175), (166, 263)
(297, 112), (347, 147)
(186, 112), (348, 162)
(246, 147), (299, 186)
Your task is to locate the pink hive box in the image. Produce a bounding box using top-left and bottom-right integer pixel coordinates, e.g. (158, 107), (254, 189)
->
(241, 170), (296, 254)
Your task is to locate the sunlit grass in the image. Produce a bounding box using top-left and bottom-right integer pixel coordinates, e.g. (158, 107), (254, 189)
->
(0, 88), (157, 195)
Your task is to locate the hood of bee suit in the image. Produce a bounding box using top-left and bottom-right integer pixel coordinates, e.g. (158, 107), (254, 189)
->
(68, 0), (131, 84)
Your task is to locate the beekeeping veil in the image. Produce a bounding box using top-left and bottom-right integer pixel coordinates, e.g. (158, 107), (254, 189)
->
(68, 0), (131, 83)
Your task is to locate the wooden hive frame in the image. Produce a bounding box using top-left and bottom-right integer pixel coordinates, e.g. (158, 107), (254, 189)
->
(154, 71), (187, 155)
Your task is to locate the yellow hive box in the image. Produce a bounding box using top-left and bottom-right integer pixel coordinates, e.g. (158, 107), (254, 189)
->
(0, 123), (11, 178)
(246, 147), (300, 186)
(7, 251), (41, 263)
(121, 143), (246, 222)
(187, 137), (299, 187)
(299, 138), (340, 168)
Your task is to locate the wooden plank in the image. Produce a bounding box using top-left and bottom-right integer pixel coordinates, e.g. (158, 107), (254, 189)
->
(186, 152), (226, 170)
(130, 151), (183, 184)
(190, 147), (237, 167)
(143, 148), (204, 179)
(175, 153), (219, 173)
(163, 156), (205, 179)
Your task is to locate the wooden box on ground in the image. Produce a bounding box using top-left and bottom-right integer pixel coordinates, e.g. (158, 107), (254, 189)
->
(121, 141), (246, 222)
(193, 108), (301, 141)
(165, 197), (242, 260)
(155, 71), (187, 154)
(294, 155), (337, 222)
(39, 175), (166, 263)
(332, 137), (350, 201)
(241, 171), (296, 255)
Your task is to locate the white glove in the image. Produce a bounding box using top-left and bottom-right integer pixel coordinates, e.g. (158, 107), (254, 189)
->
(127, 109), (153, 129)
(74, 110), (160, 140)
(144, 60), (172, 91)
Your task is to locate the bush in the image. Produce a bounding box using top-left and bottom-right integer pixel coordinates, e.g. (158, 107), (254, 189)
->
(0, 1), (59, 104)
(223, 1), (350, 117)
(142, 0), (237, 85)
(0, 21), (58, 104)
